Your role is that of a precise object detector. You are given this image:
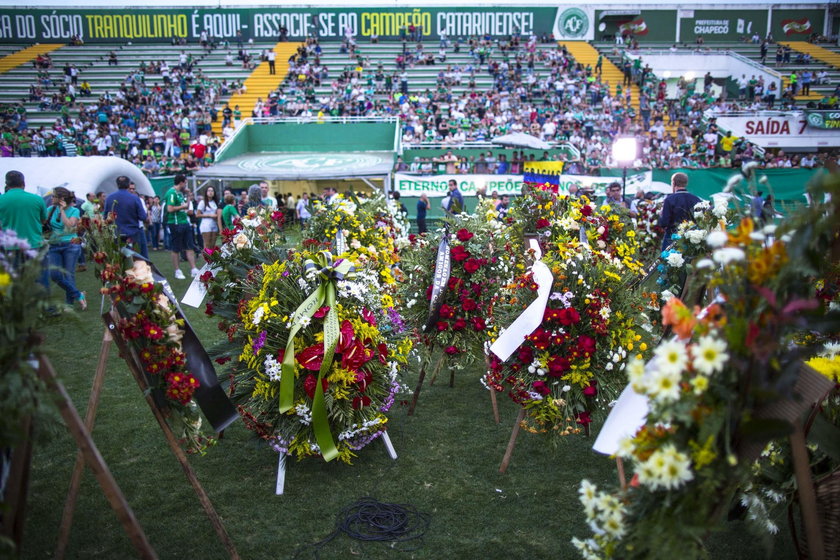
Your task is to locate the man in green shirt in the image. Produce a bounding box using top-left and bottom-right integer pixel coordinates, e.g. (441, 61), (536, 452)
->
(0, 170), (49, 289)
(81, 192), (97, 218)
(0, 170), (47, 250)
(164, 174), (198, 280)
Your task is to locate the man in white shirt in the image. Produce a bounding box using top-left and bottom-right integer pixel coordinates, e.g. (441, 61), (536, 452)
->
(296, 192), (311, 226)
(260, 181), (277, 208)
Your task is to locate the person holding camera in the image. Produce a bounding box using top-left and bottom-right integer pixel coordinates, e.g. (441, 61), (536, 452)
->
(46, 186), (85, 310)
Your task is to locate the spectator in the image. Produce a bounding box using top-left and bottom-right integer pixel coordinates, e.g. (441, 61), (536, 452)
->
(416, 193), (430, 233)
(657, 172), (702, 250)
(104, 176), (148, 258)
(163, 174), (199, 279)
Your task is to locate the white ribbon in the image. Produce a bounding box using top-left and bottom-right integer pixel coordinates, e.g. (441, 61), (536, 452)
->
(490, 239), (554, 362)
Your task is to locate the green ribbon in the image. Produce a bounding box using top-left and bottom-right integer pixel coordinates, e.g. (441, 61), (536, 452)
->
(280, 251), (355, 462)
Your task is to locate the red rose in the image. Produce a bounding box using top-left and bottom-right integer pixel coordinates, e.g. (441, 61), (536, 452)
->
(575, 411), (592, 425)
(581, 205), (593, 217)
(439, 304), (455, 319)
(558, 308), (581, 326)
(471, 316), (486, 331)
(436, 321), (449, 331)
(451, 245), (471, 262)
(444, 345), (460, 355)
(471, 283), (483, 296)
(536, 218), (551, 229)
(583, 382), (597, 397)
(303, 374), (329, 399)
(461, 298), (478, 311)
(532, 380), (551, 396)
(452, 318), (467, 331)
(463, 258), (481, 273)
(456, 228), (474, 241)
(448, 277), (463, 291)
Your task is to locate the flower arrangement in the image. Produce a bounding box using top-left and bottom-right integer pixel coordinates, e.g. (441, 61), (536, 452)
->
(397, 206), (516, 370)
(485, 186), (649, 435)
(303, 194), (404, 274)
(87, 218), (215, 454)
(485, 185), (653, 437)
(632, 197), (664, 266)
(572, 174), (840, 559)
(0, 230), (53, 451)
(656, 195), (736, 302)
(204, 248), (412, 464)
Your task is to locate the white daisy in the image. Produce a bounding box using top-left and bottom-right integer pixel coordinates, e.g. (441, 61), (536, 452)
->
(648, 368), (682, 403)
(692, 336), (729, 375)
(654, 340), (689, 375)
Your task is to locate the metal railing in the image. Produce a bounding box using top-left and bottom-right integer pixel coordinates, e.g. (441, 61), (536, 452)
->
(622, 49), (783, 82)
(401, 141), (581, 160)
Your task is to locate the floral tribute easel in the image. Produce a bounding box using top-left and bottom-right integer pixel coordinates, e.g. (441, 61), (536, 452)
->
(0, 229), (159, 558)
(485, 185), (654, 473)
(397, 206), (517, 415)
(203, 199), (412, 494)
(57, 218), (241, 559)
(572, 173), (840, 560)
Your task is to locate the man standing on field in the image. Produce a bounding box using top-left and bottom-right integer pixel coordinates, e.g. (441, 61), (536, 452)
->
(164, 174), (199, 279)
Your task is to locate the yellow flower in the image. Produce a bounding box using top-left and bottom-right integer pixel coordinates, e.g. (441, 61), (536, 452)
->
(0, 272), (11, 293)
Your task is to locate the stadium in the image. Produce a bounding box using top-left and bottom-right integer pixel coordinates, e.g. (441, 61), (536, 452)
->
(1, 1), (839, 559)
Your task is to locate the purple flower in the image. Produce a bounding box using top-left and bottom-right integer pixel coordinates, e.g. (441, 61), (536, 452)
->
(253, 331), (267, 354)
(386, 307), (407, 334)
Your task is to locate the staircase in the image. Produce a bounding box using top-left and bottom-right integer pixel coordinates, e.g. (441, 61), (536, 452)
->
(0, 43), (65, 74)
(560, 41), (639, 105)
(214, 42), (301, 135)
(779, 41), (838, 101)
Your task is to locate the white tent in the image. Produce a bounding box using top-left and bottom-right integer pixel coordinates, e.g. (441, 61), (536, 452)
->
(491, 132), (551, 150)
(0, 156), (154, 198)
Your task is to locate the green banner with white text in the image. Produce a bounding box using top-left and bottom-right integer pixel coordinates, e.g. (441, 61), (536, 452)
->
(0, 7), (563, 44)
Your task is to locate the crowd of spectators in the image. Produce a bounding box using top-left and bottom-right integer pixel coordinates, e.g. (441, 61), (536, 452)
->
(267, 31), (837, 172)
(1, 30), (837, 175)
(0, 43), (251, 178)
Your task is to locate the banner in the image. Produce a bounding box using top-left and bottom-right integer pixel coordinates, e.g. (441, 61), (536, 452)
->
(805, 110), (840, 130)
(0, 6), (557, 43)
(713, 112), (840, 149)
(678, 10), (767, 43)
(395, 171), (670, 198)
(395, 173), (524, 197)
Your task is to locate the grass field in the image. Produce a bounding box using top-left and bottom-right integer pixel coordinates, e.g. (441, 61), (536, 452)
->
(20, 248), (798, 559)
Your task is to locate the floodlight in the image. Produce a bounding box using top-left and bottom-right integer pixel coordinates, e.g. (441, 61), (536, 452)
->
(612, 137), (637, 165)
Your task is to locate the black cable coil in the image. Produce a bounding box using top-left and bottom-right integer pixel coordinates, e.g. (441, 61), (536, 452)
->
(295, 497), (430, 558)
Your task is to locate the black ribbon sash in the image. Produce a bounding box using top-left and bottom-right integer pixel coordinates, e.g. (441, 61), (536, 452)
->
(121, 248), (238, 433)
(422, 225), (452, 333)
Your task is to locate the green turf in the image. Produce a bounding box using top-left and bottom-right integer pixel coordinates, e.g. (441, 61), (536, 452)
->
(20, 248), (797, 559)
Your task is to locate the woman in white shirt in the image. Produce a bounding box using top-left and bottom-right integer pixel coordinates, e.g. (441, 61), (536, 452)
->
(197, 185), (222, 250)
